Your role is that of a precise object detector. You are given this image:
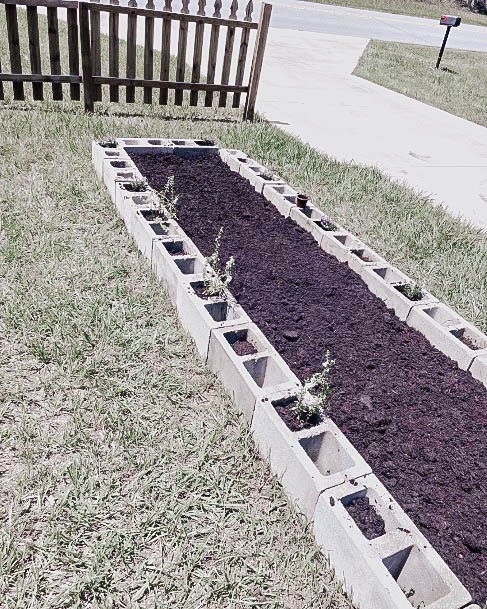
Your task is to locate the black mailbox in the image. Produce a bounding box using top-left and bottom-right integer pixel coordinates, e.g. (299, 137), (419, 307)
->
(440, 15), (461, 27)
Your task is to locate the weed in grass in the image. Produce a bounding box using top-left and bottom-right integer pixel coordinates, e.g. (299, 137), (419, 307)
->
(293, 351), (335, 423)
(203, 227), (235, 298)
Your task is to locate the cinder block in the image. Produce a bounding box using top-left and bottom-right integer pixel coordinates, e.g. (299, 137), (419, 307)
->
(251, 390), (371, 520)
(290, 204), (341, 245)
(361, 265), (438, 321)
(92, 141), (122, 180)
(470, 354), (487, 388)
(151, 236), (203, 304)
(176, 281), (250, 358)
(407, 303), (487, 371)
(219, 148), (248, 170)
(345, 242), (389, 276)
(239, 159), (285, 194)
(319, 230), (364, 263)
(207, 323), (301, 422)
(114, 182), (153, 221)
(263, 183), (298, 217)
(130, 210), (178, 261)
(103, 158), (143, 203)
(313, 476), (472, 609)
(173, 138), (219, 158)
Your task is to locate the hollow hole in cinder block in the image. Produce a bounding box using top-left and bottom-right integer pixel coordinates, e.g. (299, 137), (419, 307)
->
(105, 150), (120, 157)
(373, 267), (403, 283)
(224, 328), (260, 356)
(204, 300), (242, 323)
(122, 139), (140, 145)
(163, 240), (185, 256)
(383, 546), (449, 608)
(117, 171), (134, 180)
(351, 248), (376, 262)
(340, 489), (386, 540)
(148, 139), (164, 145)
(243, 356), (289, 388)
(111, 160), (130, 168)
(299, 431), (355, 477)
(174, 257), (204, 275)
(450, 327), (487, 350)
(424, 306), (459, 327)
(172, 139), (192, 146)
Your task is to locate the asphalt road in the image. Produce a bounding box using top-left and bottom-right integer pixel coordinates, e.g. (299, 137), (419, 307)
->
(249, 0), (487, 51)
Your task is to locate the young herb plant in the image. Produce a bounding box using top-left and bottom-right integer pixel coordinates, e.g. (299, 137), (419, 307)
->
(292, 350), (335, 424)
(155, 175), (179, 221)
(396, 282), (423, 301)
(203, 227), (235, 298)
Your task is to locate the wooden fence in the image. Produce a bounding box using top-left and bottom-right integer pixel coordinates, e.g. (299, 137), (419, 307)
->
(0, 0), (271, 119)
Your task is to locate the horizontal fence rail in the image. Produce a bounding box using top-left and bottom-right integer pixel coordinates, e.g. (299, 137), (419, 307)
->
(0, 0), (271, 119)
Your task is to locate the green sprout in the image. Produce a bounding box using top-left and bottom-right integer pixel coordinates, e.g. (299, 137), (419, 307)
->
(99, 137), (118, 148)
(123, 180), (149, 193)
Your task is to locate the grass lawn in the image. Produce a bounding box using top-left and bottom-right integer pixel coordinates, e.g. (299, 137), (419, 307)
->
(353, 39), (487, 127)
(302, 0), (487, 27)
(1, 8), (487, 608)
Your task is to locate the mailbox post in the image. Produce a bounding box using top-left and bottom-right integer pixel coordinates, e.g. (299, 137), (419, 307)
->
(436, 15), (461, 69)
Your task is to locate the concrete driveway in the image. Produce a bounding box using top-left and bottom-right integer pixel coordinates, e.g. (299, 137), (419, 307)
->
(256, 26), (487, 229)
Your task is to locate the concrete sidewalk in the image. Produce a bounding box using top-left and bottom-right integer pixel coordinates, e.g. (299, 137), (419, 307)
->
(257, 28), (487, 229)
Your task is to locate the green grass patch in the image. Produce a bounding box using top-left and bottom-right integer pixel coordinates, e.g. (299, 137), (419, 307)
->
(354, 39), (487, 127)
(302, 0), (487, 27)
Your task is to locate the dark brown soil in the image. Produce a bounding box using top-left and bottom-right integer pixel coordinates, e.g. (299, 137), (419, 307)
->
(344, 495), (386, 540)
(232, 340), (258, 356)
(130, 152), (487, 605)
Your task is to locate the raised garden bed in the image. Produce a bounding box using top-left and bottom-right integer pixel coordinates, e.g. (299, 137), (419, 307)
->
(128, 151), (487, 607)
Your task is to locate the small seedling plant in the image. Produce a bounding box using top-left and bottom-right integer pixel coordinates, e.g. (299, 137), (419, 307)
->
(396, 282), (423, 301)
(155, 175), (179, 221)
(203, 227), (235, 298)
(292, 350), (335, 424)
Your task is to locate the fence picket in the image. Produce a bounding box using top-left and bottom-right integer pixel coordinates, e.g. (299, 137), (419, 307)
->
(204, 0), (221, 107)
(5, 4), (24, 99)
(47, 6), (63, 99)
(143, 0), (155, 103)
(244, 2), (271, 120)
(232, 0), (252, 107)
(66, 6), (80, 99)
(89, 0), (101, 100)
(79, 1), (94, 111)
(159, 0), (172, 104)
(26, 5), (43, 99)
(218, 0), (237, 107)
(108, 0), (120, 102)
(189, 0), (205, 106)
(126, 0), (138, 102)
(174, 11), (189, 105)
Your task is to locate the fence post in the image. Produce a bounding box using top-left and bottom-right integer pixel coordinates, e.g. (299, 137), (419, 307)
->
(243, 2), (271, 122)
(79, 2), (94, 112)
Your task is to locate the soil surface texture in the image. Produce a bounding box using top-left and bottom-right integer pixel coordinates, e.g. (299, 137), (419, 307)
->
(232, 340), (258, 357)
(345, 496), (386, 540)
(130, 152), (487, 605)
